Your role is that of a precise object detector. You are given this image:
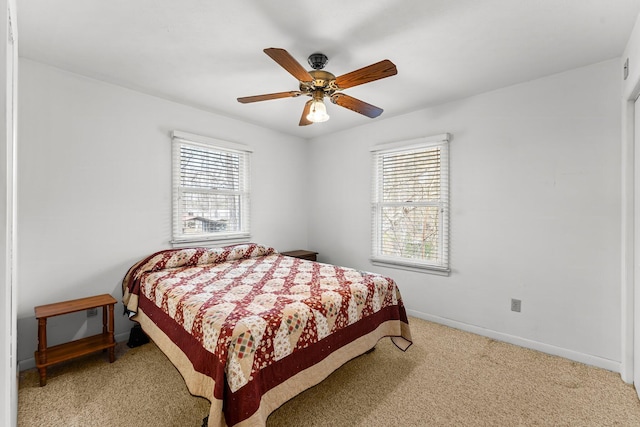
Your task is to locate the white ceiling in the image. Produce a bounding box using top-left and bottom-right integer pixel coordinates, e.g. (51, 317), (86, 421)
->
(17, 0), (640, 139)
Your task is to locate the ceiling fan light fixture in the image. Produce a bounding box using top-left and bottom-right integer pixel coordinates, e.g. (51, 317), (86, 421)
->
(238, 48), (397, 127)
(306, 99), (330, 123)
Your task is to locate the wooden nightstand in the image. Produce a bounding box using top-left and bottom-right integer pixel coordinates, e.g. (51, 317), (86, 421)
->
(280, 250), (318, 261)
(34, 294), (117, 386)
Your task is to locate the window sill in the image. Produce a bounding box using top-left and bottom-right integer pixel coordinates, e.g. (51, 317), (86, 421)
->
(370, 257), (450, 276)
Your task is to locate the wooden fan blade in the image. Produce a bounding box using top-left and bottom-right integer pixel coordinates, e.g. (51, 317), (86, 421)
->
(299, 100), (313, 126)
(237, 91), (302, 103)
(331, 93), (383, 118)
(335, 59), (397, 89)
(264, 48), (314, 83)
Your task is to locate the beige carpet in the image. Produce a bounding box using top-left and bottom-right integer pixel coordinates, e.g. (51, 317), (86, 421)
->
(18, 317), (640, 426)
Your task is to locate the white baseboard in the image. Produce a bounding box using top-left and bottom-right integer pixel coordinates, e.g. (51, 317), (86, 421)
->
(20, 315), (620, 375)
(406, 309), (621, 373)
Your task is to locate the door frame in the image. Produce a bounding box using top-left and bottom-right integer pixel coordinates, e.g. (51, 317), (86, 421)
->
(622, 58), (640, 393)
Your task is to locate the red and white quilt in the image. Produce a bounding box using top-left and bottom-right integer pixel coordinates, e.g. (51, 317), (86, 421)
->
(123, 243), (412, 426)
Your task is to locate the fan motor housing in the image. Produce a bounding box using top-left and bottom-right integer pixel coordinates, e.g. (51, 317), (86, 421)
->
(300, 70), (337, 94)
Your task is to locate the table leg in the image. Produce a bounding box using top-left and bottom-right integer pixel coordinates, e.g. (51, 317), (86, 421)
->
(37, 317), (47, 386)
(108, 303), (115, 363)
(102, 304), (107, 335)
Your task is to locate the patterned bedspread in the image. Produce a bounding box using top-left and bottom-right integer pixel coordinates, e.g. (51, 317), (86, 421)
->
(122, 243), (412, 426)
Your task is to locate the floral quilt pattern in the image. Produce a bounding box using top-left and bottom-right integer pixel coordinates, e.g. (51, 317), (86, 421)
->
(123, 243), (409, 395)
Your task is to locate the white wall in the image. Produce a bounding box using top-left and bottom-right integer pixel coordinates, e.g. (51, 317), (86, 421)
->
(16, 58), (309, 366)
(308, 59), (622, 370)
(16, 56), (624, 373)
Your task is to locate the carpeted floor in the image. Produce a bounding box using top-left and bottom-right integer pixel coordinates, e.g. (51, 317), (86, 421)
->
(18, 317), (640, 426)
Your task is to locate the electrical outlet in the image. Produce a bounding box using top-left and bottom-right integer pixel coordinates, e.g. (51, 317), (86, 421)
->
(511, 298), (521, 313)
(87, 308), (98, 317)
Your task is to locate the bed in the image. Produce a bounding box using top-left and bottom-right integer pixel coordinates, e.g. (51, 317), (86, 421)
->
(122, 243), (412, 426)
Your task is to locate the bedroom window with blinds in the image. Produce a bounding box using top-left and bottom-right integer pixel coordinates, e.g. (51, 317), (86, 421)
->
(171, 131), (252, 246)
(371, 134), (450, 274)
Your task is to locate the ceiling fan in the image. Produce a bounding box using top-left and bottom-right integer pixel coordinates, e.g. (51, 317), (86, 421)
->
(237, 48), (397, 126)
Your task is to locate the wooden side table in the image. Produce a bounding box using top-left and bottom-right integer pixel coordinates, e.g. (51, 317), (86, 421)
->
(280, 250), (318, 261)
(34, 294), (117, 386)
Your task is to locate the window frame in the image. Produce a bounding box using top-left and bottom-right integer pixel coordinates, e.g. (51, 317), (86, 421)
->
(170, 130), (253, 247)
(370, 133), (450, 275)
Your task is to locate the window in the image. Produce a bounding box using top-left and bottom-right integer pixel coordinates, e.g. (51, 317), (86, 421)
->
(371, 134), (450, 274)
(171, 131), (252, 246)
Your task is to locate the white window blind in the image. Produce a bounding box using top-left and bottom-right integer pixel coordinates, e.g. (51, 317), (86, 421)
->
(371, 134), (450, 273)
(171, 131), (252, 246)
